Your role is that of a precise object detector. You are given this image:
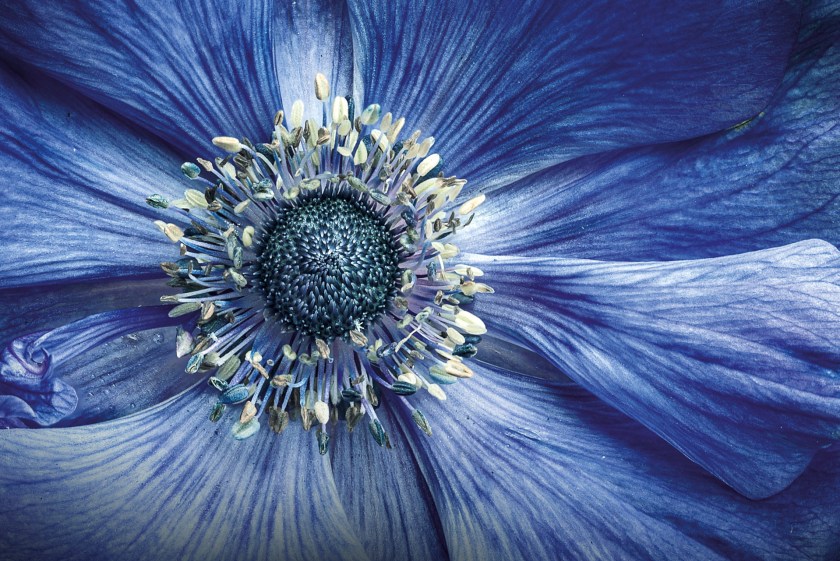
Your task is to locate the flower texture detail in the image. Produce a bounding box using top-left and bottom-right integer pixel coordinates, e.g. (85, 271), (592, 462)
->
(2, 1), (840, 560)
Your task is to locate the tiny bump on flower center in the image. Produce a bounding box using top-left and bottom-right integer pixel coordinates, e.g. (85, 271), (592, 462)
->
(147, 73), (493, 453)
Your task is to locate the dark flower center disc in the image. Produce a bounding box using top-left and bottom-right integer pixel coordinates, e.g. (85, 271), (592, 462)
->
(256, 195), (401, 339)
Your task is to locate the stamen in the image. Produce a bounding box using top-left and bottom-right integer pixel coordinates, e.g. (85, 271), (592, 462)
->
(148, 73), (493, 452)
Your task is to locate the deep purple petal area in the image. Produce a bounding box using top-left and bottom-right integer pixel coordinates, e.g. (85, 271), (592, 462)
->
(468, 240), (840, 499)
(0, 0), (284, 156)
(464, 0), (840, 260)
(0, 63), (185, 287)
(348, 0), (800, 190)
(394, 362), (840, 560)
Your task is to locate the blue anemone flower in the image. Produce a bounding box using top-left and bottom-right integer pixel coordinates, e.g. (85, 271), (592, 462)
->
(1, 1), (840, 560)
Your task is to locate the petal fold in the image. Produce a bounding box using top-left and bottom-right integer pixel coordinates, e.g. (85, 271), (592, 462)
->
(348, 0), (800, 189)
(469, 240), (840, 498)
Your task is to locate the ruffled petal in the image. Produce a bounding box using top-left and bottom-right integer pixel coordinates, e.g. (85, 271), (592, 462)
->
(274, 0), (357, 123)
(0, 0), (283, 155)
(394, 362), (840, 560)
(0, 390), (370, 561)
(467, 240), (840, 498)
(0, 306), (181, 427)
(464, 0), (840, 260)
(348, 0), (800, 189)
(330, 401), (449, 561)
(0, 63), (185, 287)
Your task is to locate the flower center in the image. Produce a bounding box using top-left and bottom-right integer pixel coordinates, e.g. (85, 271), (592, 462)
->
(147, 73), (493, 453)
(256, 195), (401, 339)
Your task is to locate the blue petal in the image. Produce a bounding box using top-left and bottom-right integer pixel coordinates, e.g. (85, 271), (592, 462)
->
(0, 278), (166, 348)
(0, 63), (185, 287)
(275, 0), (356, 123)
(330, 402), (449, 561)
(395, 362), (840, 559)
(464, 1), (840, 260)
(0, 306), (181, 427)
(0, 0), (284, 156)
(468, 240), (840, 499)
(54, 326), (196, 427)
(0, 390), (371, 561)
(348, 0), (800, 189)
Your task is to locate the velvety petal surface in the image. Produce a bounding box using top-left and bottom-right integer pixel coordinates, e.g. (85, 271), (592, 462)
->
(0, 389), (371, 561)
(468, 240), (840, 498)
(0, 0), (284, 156)
(0, 306), (181, 427)
(394, 362), (840, 560)
(0, 63), (185, 287)
(274, 0), (357, 123)
(464, 0), (840, 260)
(349, 0), (800, 189)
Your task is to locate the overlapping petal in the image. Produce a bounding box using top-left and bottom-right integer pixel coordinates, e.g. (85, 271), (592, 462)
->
(349, 0), (800, 189)
(463, 0), (840, 261)
(395, 362), (840, 560)
(468, 240), (840, 498)
(0, 0), (284, 156)
(0, 390), (370, 561)
(0, 63), (184, 287)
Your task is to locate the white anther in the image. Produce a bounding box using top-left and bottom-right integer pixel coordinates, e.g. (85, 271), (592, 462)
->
(454, 310), (486, 335)
(360, 103), (381, 125)
(432, 242), (459, 259)
(242, 225), (255, 247)
(354, 142), (369, 165)
(212, 136), (242, 153)
(314, 73), (330, 101)
(332, 96), (348, 123)
(234, 200), (250, 214)
(291, 99), (305, 128)
(380, 112), (393, 133)
(314, 401), (330, 425)
(418, 136), (435, 158)
(458, 194), (485, 215)
(184, 189), (209, 209)
(427, 384), (447, 401)
(417, 154), (440, 176)
(337, 119), (352, 136)
(387, 116), (405, 143)
(446, 327), (465, 345)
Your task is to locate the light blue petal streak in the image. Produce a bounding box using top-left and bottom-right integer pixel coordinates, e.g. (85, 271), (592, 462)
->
(0, 389), (372, 561)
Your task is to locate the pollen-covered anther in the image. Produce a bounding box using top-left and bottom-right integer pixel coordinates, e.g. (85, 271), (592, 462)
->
(149, 74), (492, 450)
